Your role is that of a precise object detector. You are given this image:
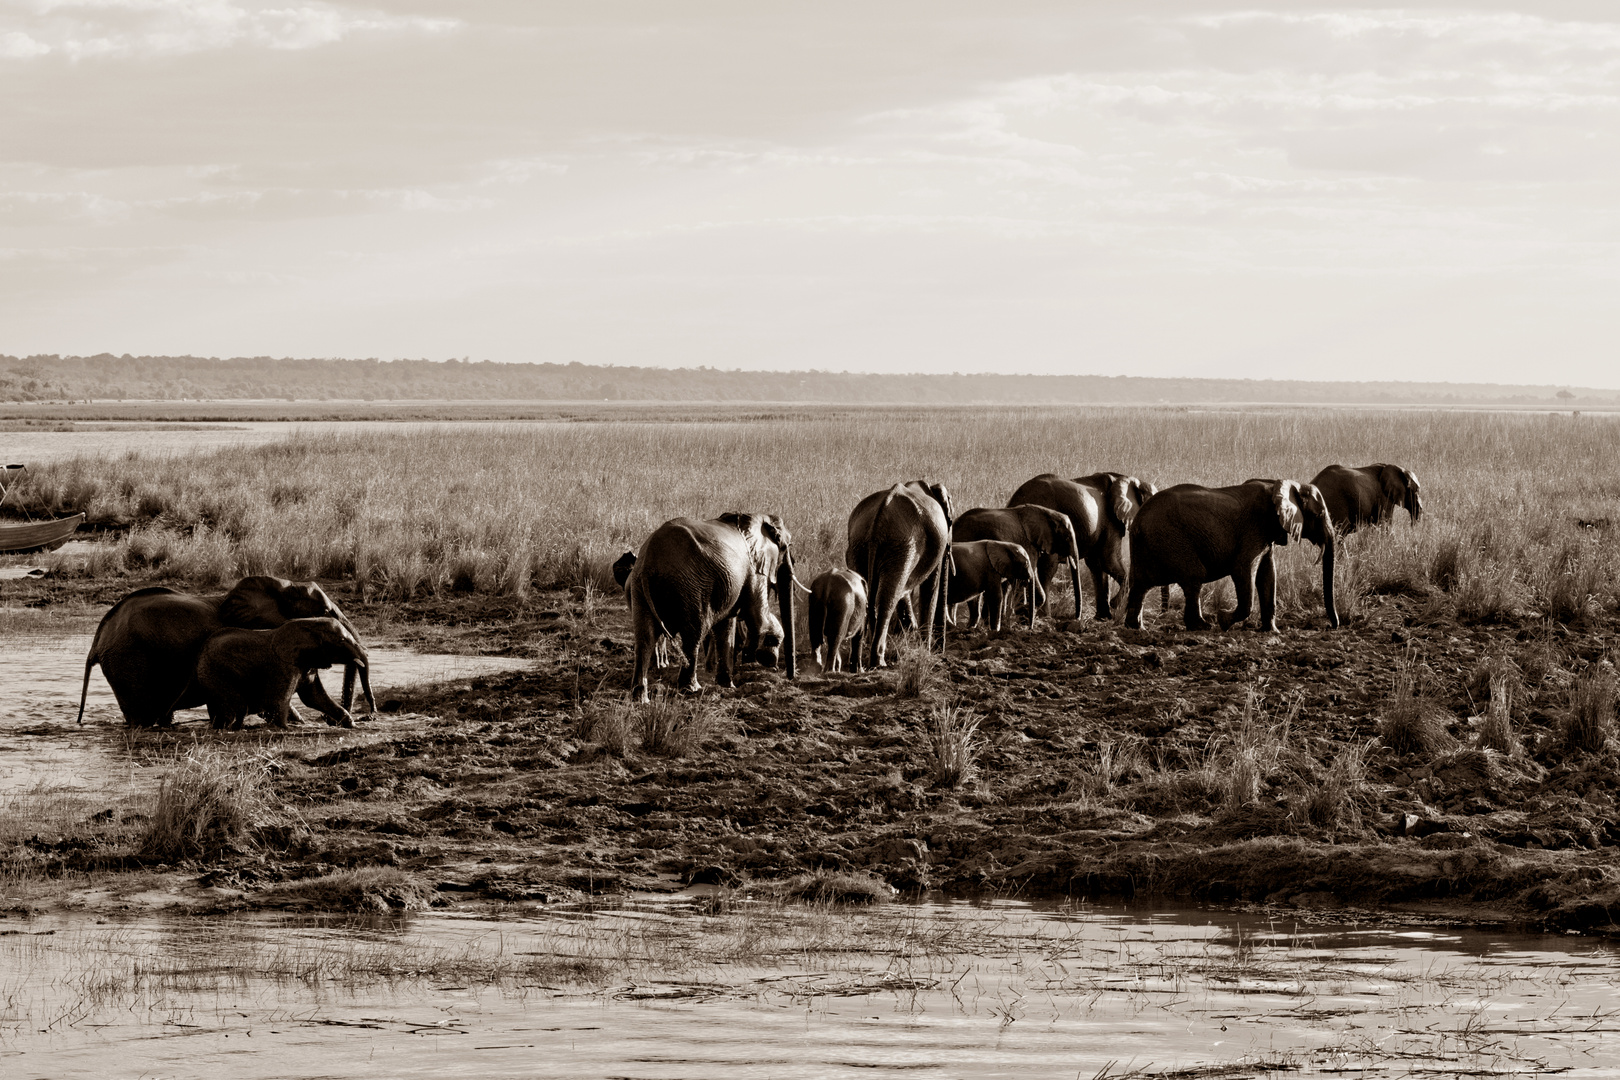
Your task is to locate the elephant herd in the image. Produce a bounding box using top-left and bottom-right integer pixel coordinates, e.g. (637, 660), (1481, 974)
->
(616, 462), (1422, 700)
(74, 464), (1420, 726)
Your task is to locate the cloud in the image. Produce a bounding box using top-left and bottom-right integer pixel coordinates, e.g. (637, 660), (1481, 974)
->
(1, 1), (456, 60)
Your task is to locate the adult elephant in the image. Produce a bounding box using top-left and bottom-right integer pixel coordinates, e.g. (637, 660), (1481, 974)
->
(951, 505), (1080, 629)
(846, 481), (954, 670)
(77, 576), (371, 728)
(1007, 471), (1158, 619)
(1309, 463), (1423, 534)
(1123, 479), (1337, 632)
(628, 512), (795, 702)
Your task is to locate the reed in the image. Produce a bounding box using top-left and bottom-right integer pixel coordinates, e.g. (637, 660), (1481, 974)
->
(12, 409), (1618, 624)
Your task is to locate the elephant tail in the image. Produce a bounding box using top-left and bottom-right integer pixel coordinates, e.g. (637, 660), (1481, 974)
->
(75, 597), (130, 726)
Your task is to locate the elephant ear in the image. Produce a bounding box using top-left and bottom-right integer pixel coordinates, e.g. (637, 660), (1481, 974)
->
(1378, 464), (1406, 506)
(1107, 476), (1153, 530)
(1300, 483), (1334, 544)
(927, 483), (955, 528)
(1401, 468), (1423, 520)
(985, 542), (1013, 578)
(220, 576), (299, 628)
(1271, 480), (1304, 543)
(612, 551), (637, 592)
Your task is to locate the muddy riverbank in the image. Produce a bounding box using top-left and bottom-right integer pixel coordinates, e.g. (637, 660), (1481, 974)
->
(5, 570), (1620, 934)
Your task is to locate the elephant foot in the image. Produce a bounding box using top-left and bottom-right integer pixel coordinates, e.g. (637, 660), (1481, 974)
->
(1258, 620), (1279, 633)
(630, 684), (650, 704)
(324, 711), (355, 728)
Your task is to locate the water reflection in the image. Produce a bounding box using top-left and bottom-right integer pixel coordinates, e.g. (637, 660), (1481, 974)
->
(3, 899), (1617, 1079)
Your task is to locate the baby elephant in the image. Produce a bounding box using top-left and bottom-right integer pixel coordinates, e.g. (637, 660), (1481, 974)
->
(808, 568), (868, 673)
(948, 540), (1044, 631)
(197, 617), (374, 730)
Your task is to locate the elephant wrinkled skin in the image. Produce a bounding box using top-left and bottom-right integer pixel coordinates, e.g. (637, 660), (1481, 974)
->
(1124, 480), (1337, 632)
(78, 576), (371, 728)
(1007, 471), (1157, 619)
(628, 513), (795, 702)
(846, 481), (954, 670)
(198, 617), (372, 730)
(1310, 463), (1423, 534)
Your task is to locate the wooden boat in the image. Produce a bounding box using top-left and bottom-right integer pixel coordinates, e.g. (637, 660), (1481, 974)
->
(0, 512), (85, 554)
(0, 463), (85, 553)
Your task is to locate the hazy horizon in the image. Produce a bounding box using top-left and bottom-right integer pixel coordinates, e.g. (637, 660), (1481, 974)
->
(5, 2), (1618, 385)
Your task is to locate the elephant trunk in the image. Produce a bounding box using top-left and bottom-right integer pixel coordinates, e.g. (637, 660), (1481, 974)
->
(777, 553), (796, 680)
(1070, 557), (1082, 621)
(1320, 527), (1339, 629)
(330, 608), (365, 711)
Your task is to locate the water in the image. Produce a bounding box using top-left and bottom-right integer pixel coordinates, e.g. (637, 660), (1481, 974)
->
(3, 899), (1619, 1078)
(0, 634), (529, 795)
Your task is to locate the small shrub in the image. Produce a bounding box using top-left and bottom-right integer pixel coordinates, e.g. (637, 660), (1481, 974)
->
(639, 691), (732, 758)
(1377, 647), (1456, 756)
(1212, 688), (1297, 809)
(1540, 539), (1604, 626)
(576, 697), (640, 756)
(1475, 673), (1522, 756)
(893, 636), (945, 700)
(1453, 567), (1523, 624)
(140, 748), (279, 862)
(1301, 742), (1370, 830)
(782, 869), (893, 905)
(923, 702), (981, 789)
(258, 867), (434, 912)
(1428, 537), (1464, 593)
(1562, 667), (1618, 754)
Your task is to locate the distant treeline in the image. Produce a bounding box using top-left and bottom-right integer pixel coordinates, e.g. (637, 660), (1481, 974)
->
(1, 353), (1613, 405)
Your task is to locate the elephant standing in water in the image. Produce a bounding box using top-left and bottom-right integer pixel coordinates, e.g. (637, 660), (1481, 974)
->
(77, 576), (372, 727)
(197, 618), (371, 730)
(627, 512), (796, 702)
(1124, 479), (1337, 632)
(846, 481), (954, 670)
(1007, 471), (1158, 619)
(1309, 463), (1423, 534)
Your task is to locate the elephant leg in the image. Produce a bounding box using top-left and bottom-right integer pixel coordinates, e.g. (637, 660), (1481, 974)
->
(987, 578), (1004, 632)
(714, 616), (737, 688)
(965, 596), (981, 628)
(895, 593), (915, 632)
(1182, 583), (1210, 631)
(1223, 562), (1259, 631)
(208, 703), (230, 731)
(849, 626), (866, 673)
(1123, 579), (1149, 630)
(1257, 549), (1278, 633)
(296, 672), (352, 727)
(1087, 557), (1112, 621)
(677, 621), (707, 693)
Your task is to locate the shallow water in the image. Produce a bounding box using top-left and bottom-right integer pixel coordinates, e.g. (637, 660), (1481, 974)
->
(4, 899), (1620, 1079)
(0, 634), (529, 794)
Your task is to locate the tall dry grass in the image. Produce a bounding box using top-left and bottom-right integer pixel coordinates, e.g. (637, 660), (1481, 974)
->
(14, 409), (1620, 623)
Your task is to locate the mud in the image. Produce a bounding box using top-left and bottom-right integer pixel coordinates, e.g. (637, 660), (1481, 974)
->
(6, 573), (1620, 933)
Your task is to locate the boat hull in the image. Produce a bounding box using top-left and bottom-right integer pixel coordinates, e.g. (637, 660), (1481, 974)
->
(0, 513), (85, 554)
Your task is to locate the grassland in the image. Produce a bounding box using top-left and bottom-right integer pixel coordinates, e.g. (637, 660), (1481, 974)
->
(6, 406), (1620, 930)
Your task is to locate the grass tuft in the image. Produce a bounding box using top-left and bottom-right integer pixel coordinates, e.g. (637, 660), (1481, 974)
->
(1561, 667), (1618, 754)
(140, 747), (282, 863)
(1301, 742), (1370, 831)
(922, 702), (981, 789)
(781, 868), (893, 905)
(1475, 673), (1522, 756)
(577, 690), (731, 758)
(1377, 647), (1457, 756)
(892, 636), (946, 700)
(257, 867), (434, 912)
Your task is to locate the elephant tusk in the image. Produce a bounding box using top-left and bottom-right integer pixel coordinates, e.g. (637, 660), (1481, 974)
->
(791, 570), (814, 594)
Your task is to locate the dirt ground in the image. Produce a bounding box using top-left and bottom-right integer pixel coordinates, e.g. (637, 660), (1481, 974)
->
(11, 570), (1620, 933)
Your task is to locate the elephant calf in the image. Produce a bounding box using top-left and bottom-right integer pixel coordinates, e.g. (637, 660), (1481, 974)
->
(947, 540), (1043, 632)
(808, 569), (867, 673)
(196, 617), (374, 730)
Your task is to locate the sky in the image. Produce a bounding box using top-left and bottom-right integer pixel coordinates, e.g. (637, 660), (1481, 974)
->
(3, 1), (1619, 385)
